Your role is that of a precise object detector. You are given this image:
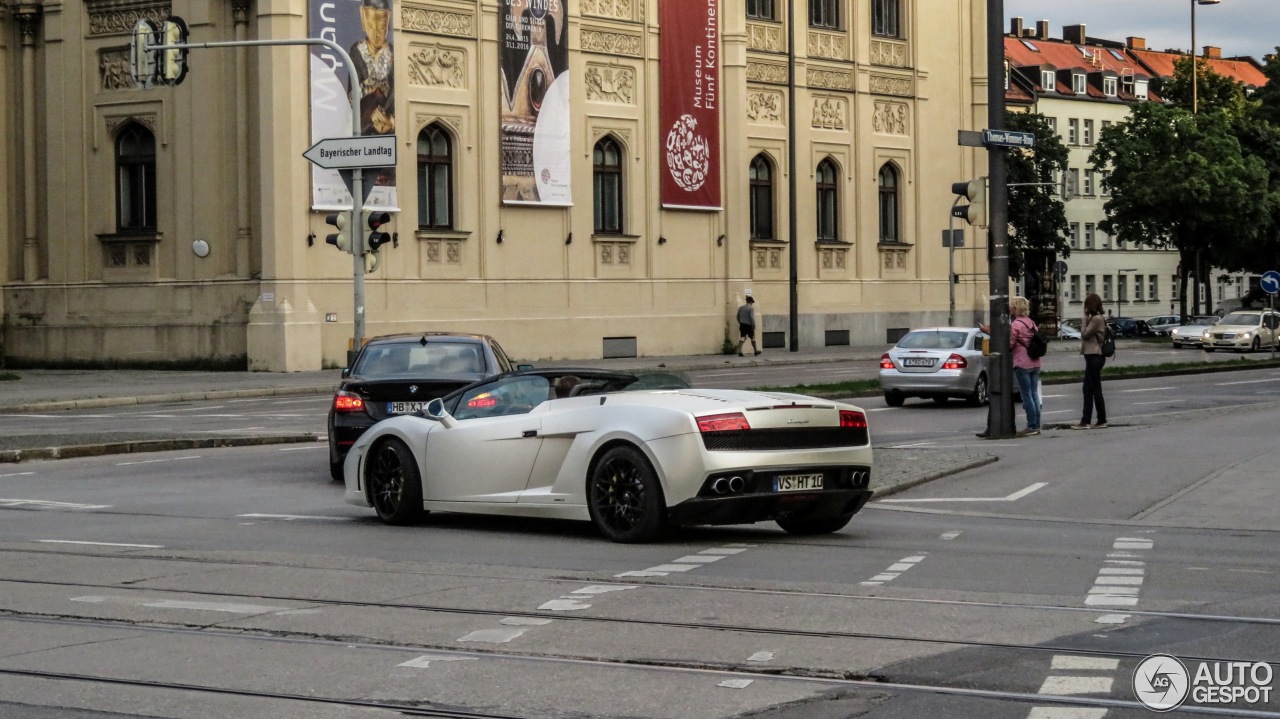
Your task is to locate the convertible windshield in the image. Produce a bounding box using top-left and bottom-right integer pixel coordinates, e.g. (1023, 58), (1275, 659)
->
(1220, 313), (1261, 326)
(897, 331), (968, 350)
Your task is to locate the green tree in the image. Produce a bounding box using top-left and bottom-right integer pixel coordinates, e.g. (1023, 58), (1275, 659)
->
(1005, 111), (1070, 320)
(1159, 56), (1256, 119)
(1252, 50), (1280, 125)
(1090, 103), (1270, 318)
(1220, 115), (1280, 274)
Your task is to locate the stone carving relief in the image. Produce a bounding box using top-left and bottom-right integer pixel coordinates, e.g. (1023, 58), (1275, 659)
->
(100, 48), (136, 91)
(414, 113), (463, 138)
(807, 68), (853, 92)
(881, 247), (909, 269)
(401, 5), (475, 38)
(746, 90), (783, 124)
(754, 247), (783, 270)
(820, 248), (848, 270)
(747, 22), (784, 52)
(870, 39), (908, 68)
(591, 127), (633, 150)
(807, 31), (849, 61)
(88, 2), (171, 37)
(105, 114), (158, 136)
(872, 101), (909, 135)
(747, 61), (788, 86)
(598, 242), (632, 266)
(581, 29), (642, 57)
(582, 0), (636, 21)
(585, 65), (635, 104)
(407, 45), (465, 88)
(811, 96), (846, 130)
(426, 240), (463, 265)
(869, 74), (913, 97)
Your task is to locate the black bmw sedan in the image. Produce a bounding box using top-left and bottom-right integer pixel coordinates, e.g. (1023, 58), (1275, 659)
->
(327, 333), (520, 480)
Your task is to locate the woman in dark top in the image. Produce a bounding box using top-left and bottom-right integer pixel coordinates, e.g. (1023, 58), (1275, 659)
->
(1073, 293), (1108, 429)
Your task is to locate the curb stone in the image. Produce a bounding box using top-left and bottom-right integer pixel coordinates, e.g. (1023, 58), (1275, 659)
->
(0, 435), (320, 465)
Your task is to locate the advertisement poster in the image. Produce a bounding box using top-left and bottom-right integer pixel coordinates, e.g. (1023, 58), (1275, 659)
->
(659, 0), (722, 210)
(499, 0), (572, 205)
(308, 0), (398, 211)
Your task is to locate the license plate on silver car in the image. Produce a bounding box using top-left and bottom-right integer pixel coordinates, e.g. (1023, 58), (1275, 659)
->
(388, 402), (429, 414)
(902, 358), (935, 367)
(774, 473), (823, 492)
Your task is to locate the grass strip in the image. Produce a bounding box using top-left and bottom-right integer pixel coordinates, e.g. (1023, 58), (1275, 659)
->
(0, 372), (19, 382)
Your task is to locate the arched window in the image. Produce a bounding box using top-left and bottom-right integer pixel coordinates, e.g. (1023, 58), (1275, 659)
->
(878, 164), (900, 243)
(815, 158), (839, 242)
(871, 0), (900, 38)
(749, 154), (774, 240)
(115, 123), (156, 232)
(592, 136), (623, 234)
(417, 123), (453, 229)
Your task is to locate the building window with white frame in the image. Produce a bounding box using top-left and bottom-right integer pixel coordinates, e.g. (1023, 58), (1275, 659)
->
(1070, 275), (1080, 301)
(1045, 116), (1056, 134)
(1069, 168), (1080, 197)
(1134, 276), (1144, 302)
(815, 157), (840, 242)
(1118, 275), (1128, 306)
(1084, 223), (1095, 249)
(592, 136), (624, 235)
(871, 0), (899, 38)
(1072, 73), (1086, 93)
(1070, 222), (1080, 249)
(1104, 77), (1117, 96)
(1068, 118), (1079, 144)
(1041, 69), (1056, 92)
(1086, 274), (1096, 297)
(1083, 169), (1094, 196)
(1100, 229), (1111, 250)
(1148, 275), (1158, 301)
(1135, 79), (1149, 99)
(1083, 119), (1094, 145)
(747, 0), (775, 20)
(1103, 275), (1113, 301)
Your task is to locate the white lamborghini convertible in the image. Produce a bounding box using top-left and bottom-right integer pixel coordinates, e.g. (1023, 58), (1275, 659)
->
(343, 369), (874, 543)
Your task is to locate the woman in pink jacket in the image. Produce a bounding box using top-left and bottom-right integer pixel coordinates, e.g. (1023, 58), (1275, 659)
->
(1008, 296), (1042, 436)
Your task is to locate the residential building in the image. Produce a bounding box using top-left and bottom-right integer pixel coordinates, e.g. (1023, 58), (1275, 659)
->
(0, 1), (990, 370)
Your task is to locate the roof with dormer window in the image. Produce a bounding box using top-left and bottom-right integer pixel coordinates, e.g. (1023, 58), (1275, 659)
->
(1005, 35), (1160, 103)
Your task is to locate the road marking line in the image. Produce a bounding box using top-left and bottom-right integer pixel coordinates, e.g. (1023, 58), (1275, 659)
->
(143, 599), (286, 614)
(237, 513), (354, 522)
(1050, 656), (1120, 671)
(501, 617), (553, 626)
(615, 570), (667, 577)
(940, 531), (963, 540)
(1088, 586), (1140, 595)
(718, 679), (754, 689)
(1134, 399), (1186, 405)
(1121, 386), (1174, 393)
(1094, 614), (1130, 624)
(458, 627), (531, 643)
(537, 598), (592, 611)
(880, 482), (1047, 503)
(1098, 568), (1144, 575)
(865, 407), (898, 412)
(645, 564), (700, 572)
(277, 445), (325, 451)
(399, 654), (477, 668)
(4, 499), (111, 510)
(863, 553), (926, 586)
(698, 548), (747, 555)
(1027, 708), (1107, 719)
(115, 456), (201, 466)
(671, 555), (723, 563)
(43, 540), (159, 548)
(1038, 676), (1114, 695)
(747, 651), (774, 662)
(869, 573), (899, 582)
(1216, 377), (1280, 385)
(569, 586), (637, 595)
(887, 563), (916, 572)
(0, 472), (36, 478)
(885, 441), (938, 448)
(1094, 576), (1144, 586)
(1085, 595), (1138, 607)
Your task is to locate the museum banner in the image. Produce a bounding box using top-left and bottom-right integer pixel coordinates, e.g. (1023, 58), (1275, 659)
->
(499, 0), (572, 205)
(308, 0), (398, 211)
(659, 0), (721, 210)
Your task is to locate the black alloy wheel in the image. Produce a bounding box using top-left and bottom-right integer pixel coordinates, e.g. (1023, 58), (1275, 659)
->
(1252, 337), (1261, 352)
(883, 392), (905, 407)
(366, 439), (425, 525)
(776, 513), (854, 536)
(966, 374), (989, 407)
(587, 446), (666, 543)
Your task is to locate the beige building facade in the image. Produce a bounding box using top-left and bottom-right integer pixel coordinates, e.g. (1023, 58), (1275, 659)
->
(0, 0), (990, 371)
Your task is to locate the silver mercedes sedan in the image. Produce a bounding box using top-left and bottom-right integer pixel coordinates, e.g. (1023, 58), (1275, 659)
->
(879, 327), (990, 407)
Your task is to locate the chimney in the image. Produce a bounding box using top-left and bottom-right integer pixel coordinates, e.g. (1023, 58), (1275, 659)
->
(1127, 36), (1146, 51)
(1036, 20), (1049, 40)
(1010, 17), (1023, 37)
(1203, 45), (1222, 59)
(1063, 24), (1087, 45)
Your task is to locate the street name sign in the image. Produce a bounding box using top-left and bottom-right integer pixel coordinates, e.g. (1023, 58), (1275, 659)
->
(303, 136), (397, 170)
(982, 129), (1036, 149)
(1262, 270), (1280, 295)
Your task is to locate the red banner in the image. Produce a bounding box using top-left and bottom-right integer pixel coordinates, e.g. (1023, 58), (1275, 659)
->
(659, 0), (721, 210)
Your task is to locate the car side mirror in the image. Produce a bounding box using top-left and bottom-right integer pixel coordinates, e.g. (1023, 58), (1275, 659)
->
(516, 364), (534, 371)
(424, 397), (457, 429)
(341, 368), (351, 379)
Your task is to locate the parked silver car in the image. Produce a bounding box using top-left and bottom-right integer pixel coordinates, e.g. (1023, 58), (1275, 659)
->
(1169, 315), (1219, 349)
(879, 327), (990, 407)
(1145, 315), (1181, 336)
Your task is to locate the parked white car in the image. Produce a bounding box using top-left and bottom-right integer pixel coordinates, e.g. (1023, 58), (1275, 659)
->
(343, 369), (874, 542)
(1202, 311), (1280, 353)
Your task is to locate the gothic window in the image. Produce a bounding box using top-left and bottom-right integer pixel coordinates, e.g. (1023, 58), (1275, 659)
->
(417, 123), (454, 229)
(115, 123), (156, 232)
(815, 158), (839, 242)
(593, 136), (624, 234)
(749, 154), (775, 241)
(878, 163), (900, 243)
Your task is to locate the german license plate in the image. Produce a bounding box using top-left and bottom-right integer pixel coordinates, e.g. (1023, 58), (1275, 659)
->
(774, 473), (823, 492)
(388, 402), (429, 414)
(902, 358), (935, 367)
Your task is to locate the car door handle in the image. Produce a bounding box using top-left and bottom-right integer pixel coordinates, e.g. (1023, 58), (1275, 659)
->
(522, 430), (538, 438)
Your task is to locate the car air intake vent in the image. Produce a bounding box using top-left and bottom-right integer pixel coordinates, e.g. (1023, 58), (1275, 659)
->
(701, 426), (868, 451)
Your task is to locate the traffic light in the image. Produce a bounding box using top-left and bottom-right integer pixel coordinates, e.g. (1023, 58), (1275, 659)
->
(130, 19), (159, 89)
(158, 18), (189, 85)
(951, 179), (987, 227)
(325, 212), (351, 252)
(365, 211), (393, 252)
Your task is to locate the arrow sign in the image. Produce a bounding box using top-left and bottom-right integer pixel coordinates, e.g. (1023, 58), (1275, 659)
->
(303, 136), (397, 170)
(982, 129), (1036, 149)
(1262, 270), (1280, 295)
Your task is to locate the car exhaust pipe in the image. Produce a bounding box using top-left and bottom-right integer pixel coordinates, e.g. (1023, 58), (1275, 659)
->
(711, 478), (730, 495)
(728, 476), (745, 493)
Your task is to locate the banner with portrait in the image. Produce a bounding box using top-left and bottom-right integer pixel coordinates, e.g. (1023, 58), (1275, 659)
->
(499, 0), (572, 205)
(308, 0), (398, 211)
(659, 0), (722, 210)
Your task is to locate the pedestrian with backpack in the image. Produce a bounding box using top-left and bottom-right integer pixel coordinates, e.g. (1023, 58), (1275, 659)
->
(1009, 296), (1043, 436)
(1073, 293), (1109, 430)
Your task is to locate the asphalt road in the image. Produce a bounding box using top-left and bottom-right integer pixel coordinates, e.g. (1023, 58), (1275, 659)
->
(0, 366), (1277, 717)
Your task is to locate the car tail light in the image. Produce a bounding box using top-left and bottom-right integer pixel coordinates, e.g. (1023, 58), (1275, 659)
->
(467, 394), (497, 409)
(941, 353), (967, 370)
(839, 410), (867, 429)
(333, 390), (366, 413)
(879, 353), (894, 369)
(697, 412), (750, 433)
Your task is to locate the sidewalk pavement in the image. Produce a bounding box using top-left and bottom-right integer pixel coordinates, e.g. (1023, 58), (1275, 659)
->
(0, 343), (1002, 498)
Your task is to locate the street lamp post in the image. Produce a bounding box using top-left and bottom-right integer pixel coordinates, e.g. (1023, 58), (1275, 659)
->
(1191, 0), (1221, 115)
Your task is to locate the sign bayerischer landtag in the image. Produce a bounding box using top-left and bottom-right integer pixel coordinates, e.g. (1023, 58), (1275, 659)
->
(660, 0), (722, 210)
(303, 136), (397, 170)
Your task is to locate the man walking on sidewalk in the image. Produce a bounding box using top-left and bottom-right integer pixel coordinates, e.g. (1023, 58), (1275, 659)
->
(737, 295), (761, 357)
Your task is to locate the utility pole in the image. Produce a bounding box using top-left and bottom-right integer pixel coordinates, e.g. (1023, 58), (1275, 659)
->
(985, 0), (1015, 439)
(786, 0), (799, 352)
